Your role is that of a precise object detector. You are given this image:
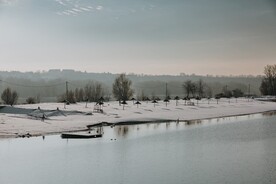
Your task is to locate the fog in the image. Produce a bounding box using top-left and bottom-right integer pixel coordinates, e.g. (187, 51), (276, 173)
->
(0, 70), (262, 103)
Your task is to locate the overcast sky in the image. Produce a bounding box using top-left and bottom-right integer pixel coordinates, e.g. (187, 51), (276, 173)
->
(0, 0), (275, 75)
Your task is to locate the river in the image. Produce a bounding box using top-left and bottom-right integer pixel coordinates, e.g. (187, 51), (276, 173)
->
(0, 112), (276, 184)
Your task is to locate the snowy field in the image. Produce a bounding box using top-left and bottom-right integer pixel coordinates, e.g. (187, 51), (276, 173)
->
(0, 98), (275, 138)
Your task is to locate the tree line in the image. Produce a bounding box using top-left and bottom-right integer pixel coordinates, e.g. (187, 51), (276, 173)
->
(58, 81), (107, 104)
(1, 65), (275, 106)
(0, 70), (262, 100)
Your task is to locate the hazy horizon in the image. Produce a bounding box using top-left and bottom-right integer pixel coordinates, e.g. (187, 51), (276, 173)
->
(0, 69), (265, 77)
(1, 0), (276, 75)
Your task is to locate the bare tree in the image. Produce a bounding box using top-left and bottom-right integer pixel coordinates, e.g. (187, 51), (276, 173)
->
(11, 91), (18, 106)
(222, 86), (232, 98)
(183, 80), (197, 98)
(197, 79), (205, 98)
(84, 84), (92, 102)
(1, 87), (18, 106)
(191, 84), (197, 97)
(83, 82), (105, 102)
(92, 83), (104, 102)
(74, 88), (80, 102)
(260, 64), (276, 95)
(74, 88), (85, 102)
(112, 74), (134, 102)
(67, 90), (75, 103)
(58, 90), (75, 104)
(205, 86), (213, 98)
(260, 80), (269, 95)
(136, 90), (147, 101)
(183, 80), (192, 97)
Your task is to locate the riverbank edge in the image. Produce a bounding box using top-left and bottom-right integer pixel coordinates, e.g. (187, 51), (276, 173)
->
(112, 110), (275, 125)
(1, 109), (275, 139)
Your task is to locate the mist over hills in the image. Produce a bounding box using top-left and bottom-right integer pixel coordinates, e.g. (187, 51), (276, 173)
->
(0, 70), (263, 103)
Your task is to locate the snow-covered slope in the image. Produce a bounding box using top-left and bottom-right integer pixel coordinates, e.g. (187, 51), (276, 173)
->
(0, 98), (275, 138)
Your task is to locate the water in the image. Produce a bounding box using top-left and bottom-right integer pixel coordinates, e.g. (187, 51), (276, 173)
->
(1, 113), (276, 184)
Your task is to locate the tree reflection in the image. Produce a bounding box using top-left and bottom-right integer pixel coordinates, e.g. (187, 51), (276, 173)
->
(166, 122), (170, 129)
(122, 126), (129, 136)
(185, 120), (202, 125)
(263, 111), (276, 117)
(115, 126), (129, 137)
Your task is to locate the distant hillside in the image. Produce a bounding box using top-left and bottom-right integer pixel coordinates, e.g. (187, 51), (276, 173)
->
(0, 70), (263, 103)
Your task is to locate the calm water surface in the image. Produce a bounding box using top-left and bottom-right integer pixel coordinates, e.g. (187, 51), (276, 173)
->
(0, 113), (276, 184)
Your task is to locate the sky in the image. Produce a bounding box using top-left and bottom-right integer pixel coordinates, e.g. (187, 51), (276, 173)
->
(0, 0), (276, 76)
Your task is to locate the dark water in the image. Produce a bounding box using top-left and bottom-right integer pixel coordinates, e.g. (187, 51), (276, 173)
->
(0, 113), (276, 184)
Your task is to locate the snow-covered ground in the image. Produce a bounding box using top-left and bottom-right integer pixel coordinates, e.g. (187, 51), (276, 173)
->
(0, 98), (275, 138)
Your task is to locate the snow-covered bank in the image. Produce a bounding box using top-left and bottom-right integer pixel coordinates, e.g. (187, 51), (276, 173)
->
(0, 98), (275, 138)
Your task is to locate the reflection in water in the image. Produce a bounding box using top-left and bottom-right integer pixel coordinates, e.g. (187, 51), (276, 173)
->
(115, 126), (129, 137)
(115, 126), (121, 136)
(263, 111), (276, 117)
(111, 113), (267, 139)
(111, 121), (186, 140)
(122, 126), (129, 136)
(185, 119), (202, 125)
(166, 122), (170, 129)
(1, 112), (276, 184)
(70, 112), (276, 142)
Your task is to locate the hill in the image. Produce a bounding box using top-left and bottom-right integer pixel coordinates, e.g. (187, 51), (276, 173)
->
(0, 70), (263, 102)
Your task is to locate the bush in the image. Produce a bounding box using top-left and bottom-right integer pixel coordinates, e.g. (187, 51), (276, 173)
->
(1, 88), (18, 106)
(26, 97), (36, 104)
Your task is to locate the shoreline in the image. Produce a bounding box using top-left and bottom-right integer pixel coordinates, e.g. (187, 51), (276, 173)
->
(111, 109), (276, 126)
(1, 109), (275, 139)
(0, 99), (275, 139)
